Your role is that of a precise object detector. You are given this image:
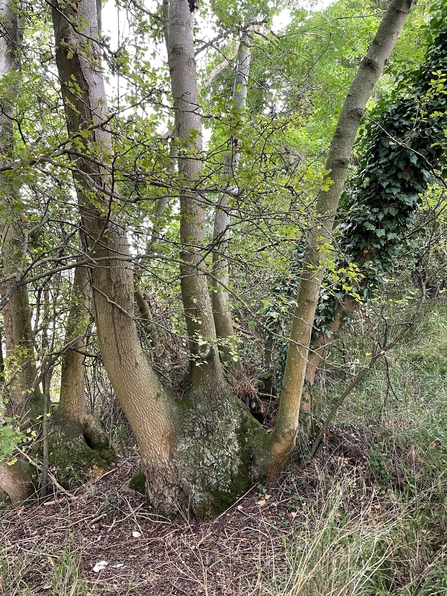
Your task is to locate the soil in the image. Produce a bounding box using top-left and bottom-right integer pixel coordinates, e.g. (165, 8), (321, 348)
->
(0, 428), (386, 595)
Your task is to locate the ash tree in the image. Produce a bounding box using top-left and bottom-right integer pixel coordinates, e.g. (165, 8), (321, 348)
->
(0, 0), (420, 515)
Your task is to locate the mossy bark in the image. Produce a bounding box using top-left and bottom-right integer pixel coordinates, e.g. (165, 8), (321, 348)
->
(173, 385), (268, 517)
(47, 410), (114, 489)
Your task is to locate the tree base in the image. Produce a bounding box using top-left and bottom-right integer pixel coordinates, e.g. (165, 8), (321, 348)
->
(47, 412), (115, 489)
(0, 459), (37, 504)
(171, 387), (269, 518)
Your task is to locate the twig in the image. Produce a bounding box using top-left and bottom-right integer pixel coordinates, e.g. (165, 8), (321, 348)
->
(15, 447), (77, 499)
(43, 496), (78, 506)
(308, 288), (426, 460)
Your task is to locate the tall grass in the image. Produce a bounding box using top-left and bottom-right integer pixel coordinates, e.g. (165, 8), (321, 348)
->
(0, 538), (89, 596)
(267, 485), (394, 595)
(262, 475), (447, 595)
(263, 299), (447, 595)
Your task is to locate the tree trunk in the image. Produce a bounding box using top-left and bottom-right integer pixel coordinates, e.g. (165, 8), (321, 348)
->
(267, 0), (416, 480)
(58, 263), (90, 427)
(211, 31), (252, 369)
(51, 0), (266, 516)
(0, 460), (36, 504)
(57, 261), (107, 448)
(0, 0), (43, 423)
(51, 0), (183, 510)
(165, 0), (224, 391)
(48, 259), (112, 490)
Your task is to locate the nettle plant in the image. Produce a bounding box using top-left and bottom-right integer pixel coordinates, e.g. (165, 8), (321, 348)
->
(0, 412), (25, 462)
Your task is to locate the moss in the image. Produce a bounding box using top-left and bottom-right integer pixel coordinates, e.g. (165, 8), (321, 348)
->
(48, 428), (115, 489)
(238, 408), (272, 466)
(183, 393), (271, 518)
(128, 471), (147, 495)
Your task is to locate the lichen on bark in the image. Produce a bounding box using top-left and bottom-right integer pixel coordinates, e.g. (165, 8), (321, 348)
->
(175, 386), (268, 517)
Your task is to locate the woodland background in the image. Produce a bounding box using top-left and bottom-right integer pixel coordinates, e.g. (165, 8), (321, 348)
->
(1, 0), (447, 592)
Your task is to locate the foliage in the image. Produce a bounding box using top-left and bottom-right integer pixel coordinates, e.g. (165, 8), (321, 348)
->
(0, 417), (24, 461)
(340, 22), (447, 277)
(310, 20), (447, 341)
(0, 0), (443, 514)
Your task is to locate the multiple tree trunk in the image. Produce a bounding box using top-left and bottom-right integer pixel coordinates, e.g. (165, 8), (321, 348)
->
(0, 0), (416, 513)
(0, 0), (111, 503)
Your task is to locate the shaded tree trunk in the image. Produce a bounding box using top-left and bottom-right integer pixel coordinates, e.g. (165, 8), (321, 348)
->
(47, 260), (113, 489)
(57, 260), (109, 447)
(211, 31), (252, 369)
(267, 0), (416, 479)
(0, 0), (43, 501)
(58, 263), (90, 428)
(51, 0), (265, 516)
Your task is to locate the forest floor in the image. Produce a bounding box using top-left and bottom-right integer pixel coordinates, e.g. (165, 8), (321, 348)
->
(4, 304), (447, 595)
(0, 426), (395, 596)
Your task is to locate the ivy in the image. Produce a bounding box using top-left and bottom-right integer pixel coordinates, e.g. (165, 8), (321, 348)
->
(316, 22), (447, 333)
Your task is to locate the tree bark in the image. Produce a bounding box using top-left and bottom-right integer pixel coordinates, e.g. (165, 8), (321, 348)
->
(211, 31), (252, 368)
(267, 0), (416, 479)
(51, 0), (265, 515)
(56, 260), (109, 448)
(165, 0), (223, 391)
(51, 0), (182, 511)
(58, 263), (90, 426)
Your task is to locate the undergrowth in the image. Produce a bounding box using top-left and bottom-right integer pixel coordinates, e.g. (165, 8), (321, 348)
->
(2, 299), (447, 595)
(0, 538), (88, 596)
(284, 297), (447, 596)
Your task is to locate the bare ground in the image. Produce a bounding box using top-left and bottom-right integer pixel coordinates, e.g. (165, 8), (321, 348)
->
(0, 429), (393, 595)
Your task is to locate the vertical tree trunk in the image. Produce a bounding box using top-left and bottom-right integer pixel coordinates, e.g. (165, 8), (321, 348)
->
(58, 263), (89, 427)
(211, 31), (252, 364)
(46, 259), (112, 489)
(267, 0), (417, 479)
(165, 0), (223, 391)
(51, 0), (183, 510)
(57, 260), (108, 446)
(52, 0), (267, 515)
(0, 0), (43, 423)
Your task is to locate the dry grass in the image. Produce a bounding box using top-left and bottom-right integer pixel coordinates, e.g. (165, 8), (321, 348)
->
(2, 432), (447, 596)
